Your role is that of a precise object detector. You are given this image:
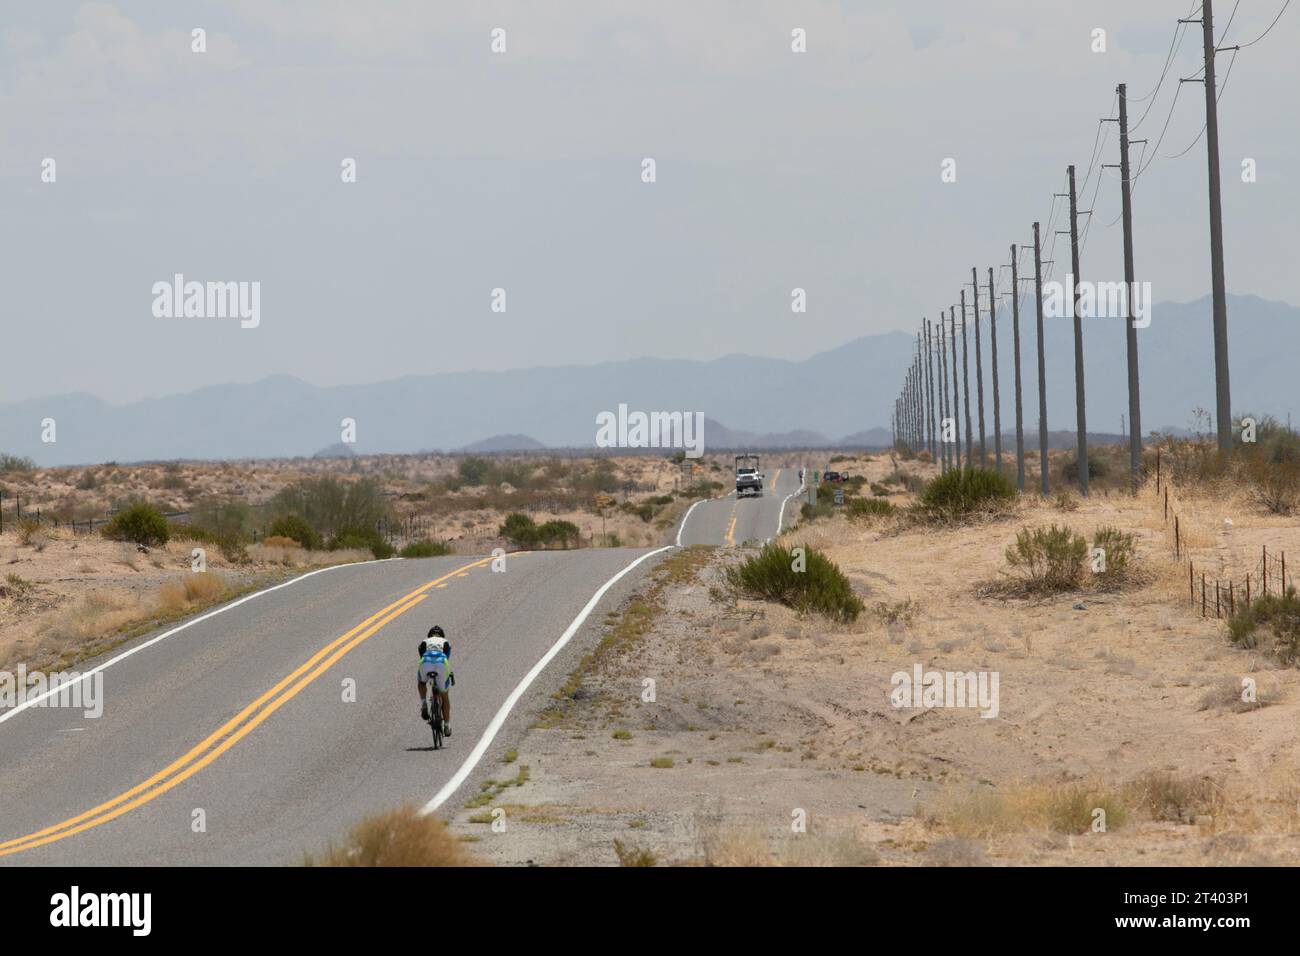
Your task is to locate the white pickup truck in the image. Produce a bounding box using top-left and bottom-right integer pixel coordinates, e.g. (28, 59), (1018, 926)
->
(734, 454), (764, 497)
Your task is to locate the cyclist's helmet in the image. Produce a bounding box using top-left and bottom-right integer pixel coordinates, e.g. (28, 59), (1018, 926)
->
(427, 625), (445, 639)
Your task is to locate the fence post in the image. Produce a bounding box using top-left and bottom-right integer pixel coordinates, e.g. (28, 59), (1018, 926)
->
(1201, 573), (1206, 617)
(1263, 545), (1268, 595)
(1245, 573), (1250, 608)
(1174, 516), (1180, 559)
(1283, 552), (1288, 595)
(1189, 562), (1194, 603)
(1229, 581), (1235, 616)
(1155, 448), (1161, 494)
(1215, 582), (1220, 618)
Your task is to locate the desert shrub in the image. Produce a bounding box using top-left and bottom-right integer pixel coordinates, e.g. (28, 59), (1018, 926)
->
(1234, 412), (1300, 464)
(1227, 587), (1300, 664)
(847, 497), (896, 519)
(1127, 771), (1222, 823)
(269, 477), (389, 537)
(613, 840), (657, 867)
(915, 467), (1016, 522)
(75, 469), (98, 490)
(400, 539), (452, 558)
(329, 526), (395, 560)
(306, 805), (479, 867)
(1241, 454), (1300, 516)
(191, 497), (255, 539)
(1063, 450), (1110, 484)
(1091, 526), (1136, 583)
(1004, 524), (1087, 592)
(261, 535), (301, 549)
(0, 452), (35, 473)
(538, 519), (580, 548)
(800, 501), (833, 521)
(157, 571), (227, 611)
(499, 512), (540, 547)
(102, 502), (170, 546)
(15, 518), (45, 546)
(267, 513), (322, 550)
(724, 544), (863, 623)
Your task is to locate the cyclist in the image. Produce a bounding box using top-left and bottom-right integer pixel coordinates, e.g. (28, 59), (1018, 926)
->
(417, 625), (454, 737)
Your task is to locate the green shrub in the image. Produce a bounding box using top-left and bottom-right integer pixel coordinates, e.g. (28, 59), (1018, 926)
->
(1004, 524), (1087, 592)
(500, 512), (540, 547)
(102, 502), (170, 546)
(1091, 526), (1136, 583)
(847, 498), (896, 519)
(399, 539), (452, 558)
(1064, 450), (1110, 484)
(330, 526), (395, 560)
(267, 513), (322, 550)
(0, 452), (35, 473)
(724, 544), (863, 623)
(538, 520), (580, 548)
(800, 501), (833, 522)
(915, 467), (1016, 522)
(1227, 587), (1300, 664)
(269, 477), (389, 537)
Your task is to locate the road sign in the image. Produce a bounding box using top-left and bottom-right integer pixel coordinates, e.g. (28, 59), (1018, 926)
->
(834, 488), (845, 506)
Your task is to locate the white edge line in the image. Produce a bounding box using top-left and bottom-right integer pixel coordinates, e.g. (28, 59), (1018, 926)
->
(0, 556), (402, 726)
(768, 470), (807, 544)
(421, 544), (675, 815)
(674, 498), (706, 547)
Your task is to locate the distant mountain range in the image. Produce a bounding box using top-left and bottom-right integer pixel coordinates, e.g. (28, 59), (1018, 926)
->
(1, 293), (1294, 466)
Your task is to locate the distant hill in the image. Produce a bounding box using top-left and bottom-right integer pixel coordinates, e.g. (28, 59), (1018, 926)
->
(459, 434), (548, 453)
(312, 442), (357, 459)
(1, 293), (1294, 465)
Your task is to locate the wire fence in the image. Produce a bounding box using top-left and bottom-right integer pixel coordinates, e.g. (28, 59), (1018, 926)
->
(1152, 448), (1292, 620)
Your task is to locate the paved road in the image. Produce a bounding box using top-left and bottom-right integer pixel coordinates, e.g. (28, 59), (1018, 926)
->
(676, 466), (805, 548)
(0, 548), (665, 866)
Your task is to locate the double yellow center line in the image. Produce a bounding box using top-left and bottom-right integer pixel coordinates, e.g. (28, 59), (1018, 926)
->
(0, 556), (492, 858)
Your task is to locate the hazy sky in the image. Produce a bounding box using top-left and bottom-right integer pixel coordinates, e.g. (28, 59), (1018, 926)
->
(2, 0), (1296, 405)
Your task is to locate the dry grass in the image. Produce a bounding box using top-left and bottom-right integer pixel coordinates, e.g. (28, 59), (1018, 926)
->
(922, 780), (1129, 837)
(697, 826), (878, 866)
(157, 571), (227, 611)
(307, 805), (484, 867)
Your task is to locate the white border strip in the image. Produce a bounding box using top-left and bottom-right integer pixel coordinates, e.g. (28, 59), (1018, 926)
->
(421, 545), (675, 814)
(674, 498), (707, 547)
(0, 557), (399, 726)
(769, 469), (807, 543)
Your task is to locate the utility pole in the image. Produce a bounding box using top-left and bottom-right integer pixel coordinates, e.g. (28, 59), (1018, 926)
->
(988, 267), (1002, 472)
(1110, 83), (1144, 482)
(1009, 246), (1025, 492)
(1033, 221), (1050, 495)
(950, 306), (962, 470)
(938, 319), (950, 472)
(971, 269), (986, 465)
(1183, 0), (1232, 452)
(959, 291), (973, 468)
(925, 320), (937, 462)
(1065, 164), (1089, 496)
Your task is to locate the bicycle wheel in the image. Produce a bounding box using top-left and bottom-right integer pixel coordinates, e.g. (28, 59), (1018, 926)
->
(430, 701), (443, 750)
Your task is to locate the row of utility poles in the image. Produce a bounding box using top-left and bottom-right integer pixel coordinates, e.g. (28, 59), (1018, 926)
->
(891, 0), (1237, 495)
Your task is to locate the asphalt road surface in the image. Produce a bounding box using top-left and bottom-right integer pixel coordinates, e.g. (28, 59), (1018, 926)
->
(0, 548), (668, 866)
(675, 466), (805, 548)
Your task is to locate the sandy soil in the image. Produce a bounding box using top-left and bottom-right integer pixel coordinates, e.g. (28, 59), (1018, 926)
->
(447, 456), (1300, 866)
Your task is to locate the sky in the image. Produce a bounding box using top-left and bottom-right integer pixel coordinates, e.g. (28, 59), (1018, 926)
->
(1, 0), (1296, 405)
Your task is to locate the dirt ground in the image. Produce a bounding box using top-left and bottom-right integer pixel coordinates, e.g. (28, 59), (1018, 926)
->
(447, 453), (1300, 866)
